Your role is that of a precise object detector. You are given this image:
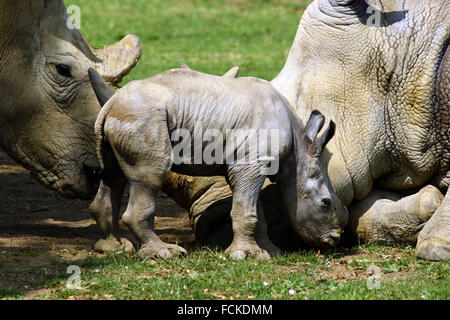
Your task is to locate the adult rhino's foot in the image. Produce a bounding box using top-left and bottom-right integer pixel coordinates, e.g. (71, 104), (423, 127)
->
(94, 235), (135, 253)
(416, 188), (450, 261)
(349, 185), (444, 245)
(138, 240), (187, 259)
(225, 240), (272, 260)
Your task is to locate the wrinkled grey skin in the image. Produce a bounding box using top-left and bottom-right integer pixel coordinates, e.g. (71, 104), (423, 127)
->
(0, 0), (141, 199)
(272, 0), (449, 260)
(88, 67), (347, 259)
(138, 0), (448, 261)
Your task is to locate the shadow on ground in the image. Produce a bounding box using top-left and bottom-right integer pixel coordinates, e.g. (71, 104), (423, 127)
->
(0, 150), (194, 298)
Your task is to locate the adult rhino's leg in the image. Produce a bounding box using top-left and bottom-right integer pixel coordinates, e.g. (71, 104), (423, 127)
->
(347, 185), (443, 246)
(416, 187), (450, 261)
(416, 27), (450, 261)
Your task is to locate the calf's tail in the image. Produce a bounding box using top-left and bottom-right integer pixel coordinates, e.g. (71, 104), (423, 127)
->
(95, 102), (116, 171)
(89, 67), (116, 171)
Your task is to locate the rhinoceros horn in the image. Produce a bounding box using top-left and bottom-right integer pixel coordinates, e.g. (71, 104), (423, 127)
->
(89, 68), (115, 107)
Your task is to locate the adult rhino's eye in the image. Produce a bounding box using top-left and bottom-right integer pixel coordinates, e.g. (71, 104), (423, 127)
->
(56, 64), (72, 78)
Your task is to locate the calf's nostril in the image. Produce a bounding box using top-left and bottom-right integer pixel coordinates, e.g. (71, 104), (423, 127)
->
(322, 198), (332, 207)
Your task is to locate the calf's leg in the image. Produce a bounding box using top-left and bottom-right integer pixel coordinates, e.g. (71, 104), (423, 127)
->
(102, 105), (184, 258)
(225, 167), (273, 259)
(122, 182), (187, 258)
(255, 200), (282, 257)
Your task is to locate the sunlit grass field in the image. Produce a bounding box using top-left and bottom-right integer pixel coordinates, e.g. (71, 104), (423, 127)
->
(69, 0), (309, 82)
(0, 0), (448, 300)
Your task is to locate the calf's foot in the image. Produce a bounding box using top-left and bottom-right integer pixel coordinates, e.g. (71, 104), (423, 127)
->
(122, 183), (187, 259)
(256, 237), (283, 257)
(139, 240), (187, 259)
(94, 235), (135, 253)
(225, 240), (271, 260)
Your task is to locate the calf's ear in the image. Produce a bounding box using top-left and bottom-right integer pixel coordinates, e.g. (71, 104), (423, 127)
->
(304, 110), (325, 156)
(305, 110), (325, 142)
(223, 66), (240, 78)
(180, 63), (192, 70)
(303, 110), (336, 156)
(316, 120), (336, 153)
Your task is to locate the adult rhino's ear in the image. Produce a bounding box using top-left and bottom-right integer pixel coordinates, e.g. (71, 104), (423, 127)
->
(92, 34), (142, 85)
(89, 68), (115, 107)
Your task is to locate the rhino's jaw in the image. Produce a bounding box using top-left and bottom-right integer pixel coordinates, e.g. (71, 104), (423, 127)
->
(59, 163), (101, 200)
(42, 169), (99, 200)
(25, 151), (101, 200)
(292, 218), (343, 248)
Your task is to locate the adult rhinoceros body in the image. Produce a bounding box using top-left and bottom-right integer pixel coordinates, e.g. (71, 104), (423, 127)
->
(0, 0), (141, 199)
(157, 0), (449, 260)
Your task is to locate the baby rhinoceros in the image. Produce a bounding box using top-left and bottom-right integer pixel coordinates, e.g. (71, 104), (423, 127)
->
(88, 65), (348, 260)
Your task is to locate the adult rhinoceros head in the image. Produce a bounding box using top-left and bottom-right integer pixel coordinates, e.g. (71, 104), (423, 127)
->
(0, 0), (141, 199)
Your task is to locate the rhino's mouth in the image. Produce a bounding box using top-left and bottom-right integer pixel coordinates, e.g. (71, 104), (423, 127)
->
(47, 159), (101, 200)
(84, 164), (101, 199)
(319, 231), (342, 248)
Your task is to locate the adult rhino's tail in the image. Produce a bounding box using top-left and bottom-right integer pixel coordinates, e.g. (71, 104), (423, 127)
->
(89, 68), (116, 170)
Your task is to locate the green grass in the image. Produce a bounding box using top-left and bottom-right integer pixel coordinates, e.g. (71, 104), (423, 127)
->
(0, 286), (22, 299)
(1, 0), (445, 300)
(2, 244), (448, 300)
(64, 0), (309, 82)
